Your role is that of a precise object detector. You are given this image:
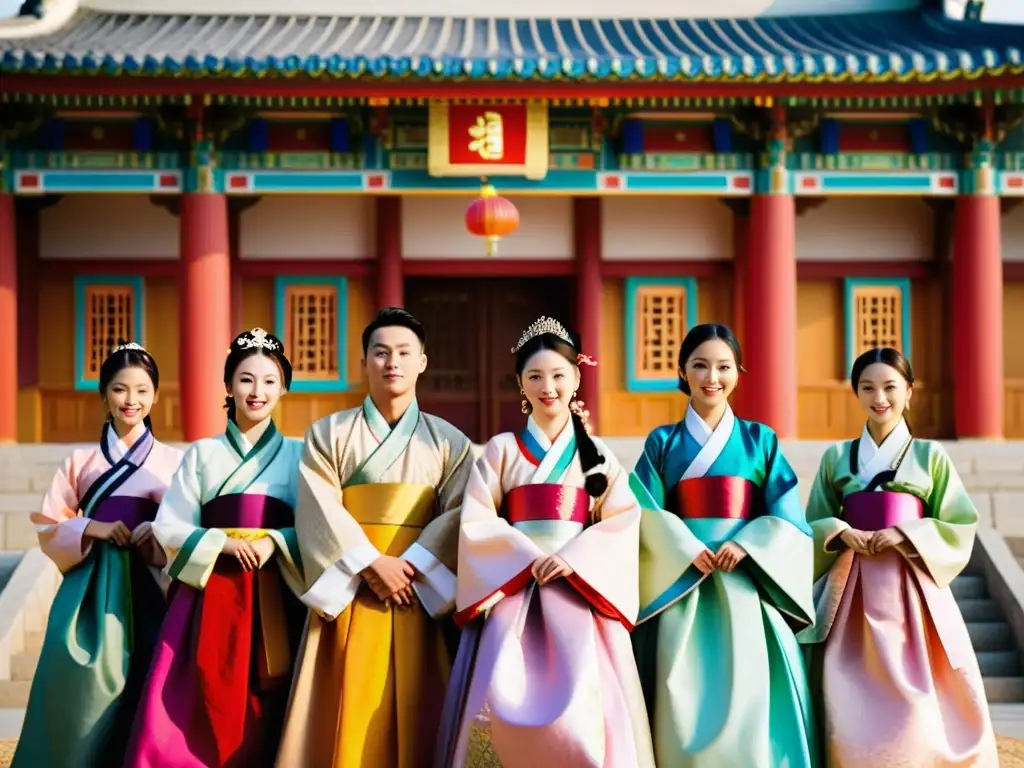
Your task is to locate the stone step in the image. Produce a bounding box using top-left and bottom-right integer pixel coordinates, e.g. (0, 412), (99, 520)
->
(979, 650), (1022, 677)
(952, 575), (989, 600)
(959, 598), (1005, 623)
(20, 632), (43, 657)
(969, 622), (1017, 653)
(9, 652), (38, 683)
(0, 682), (31, 709)
(985, 677), (1024, 703)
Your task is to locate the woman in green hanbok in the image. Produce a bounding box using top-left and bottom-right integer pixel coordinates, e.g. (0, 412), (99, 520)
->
(13, 343), (183, 768)
(631, 323), (817, 768)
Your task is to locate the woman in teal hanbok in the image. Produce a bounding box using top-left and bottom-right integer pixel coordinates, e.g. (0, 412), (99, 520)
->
(13, 343), (184, 768)
(630, 323), (817, 768)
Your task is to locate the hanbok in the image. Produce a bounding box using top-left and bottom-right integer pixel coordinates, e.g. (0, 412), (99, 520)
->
(13, 422), (183, 768)
(124, 419), (305, 768)
(437, 415), (655, 768)
(799, 418), (997, 767)
(631, 405), (817, 768)
(275, 396), (474, 768)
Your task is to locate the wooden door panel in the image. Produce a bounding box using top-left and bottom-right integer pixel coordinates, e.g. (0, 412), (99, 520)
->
(405, 280), (485, 441)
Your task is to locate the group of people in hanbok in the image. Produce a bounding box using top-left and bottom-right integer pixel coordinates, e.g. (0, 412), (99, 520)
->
(13, 305), (998, 768)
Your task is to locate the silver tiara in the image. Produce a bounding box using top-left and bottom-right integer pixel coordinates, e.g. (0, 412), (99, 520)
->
(511, 316), (573, 353)
(235, 327), (280, 352)
(113, 341), (146, 354)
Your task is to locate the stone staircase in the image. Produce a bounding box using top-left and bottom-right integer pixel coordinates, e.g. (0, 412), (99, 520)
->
(953, 562), (1024, 702)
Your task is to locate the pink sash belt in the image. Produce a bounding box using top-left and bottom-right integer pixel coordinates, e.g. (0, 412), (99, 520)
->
(843, 491), (924, 531)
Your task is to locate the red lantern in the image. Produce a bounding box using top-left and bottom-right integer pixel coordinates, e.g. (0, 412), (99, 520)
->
(465, 179), (519, 256)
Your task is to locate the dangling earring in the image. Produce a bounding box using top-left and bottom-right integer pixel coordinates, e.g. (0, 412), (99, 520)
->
(520, 389), (530, 415)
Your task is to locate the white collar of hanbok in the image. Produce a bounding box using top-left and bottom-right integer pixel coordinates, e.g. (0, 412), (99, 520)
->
(857, 418), (911, 484)
(106, 421), (148, 464)
(526, 414), (574, 484)
(682, 404), (735, 480)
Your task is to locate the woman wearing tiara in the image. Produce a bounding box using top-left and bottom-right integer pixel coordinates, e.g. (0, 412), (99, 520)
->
(13, 342), (183, 768)
(630, 323), (817, 768)
(124, 328), (306, 768)
(436, 316), (655, 768)
(799, 347), (996, 767)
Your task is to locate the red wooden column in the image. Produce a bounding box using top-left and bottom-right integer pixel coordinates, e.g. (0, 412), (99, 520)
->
(952, 130), (1003, 436)
(376, 196), (403, 309)
(744, 105), (797, 438)
(180, 192), (231, 441)
(730, 203), (749, 418)
(574, 197), (601, 433)
(0, 193), (17, 443)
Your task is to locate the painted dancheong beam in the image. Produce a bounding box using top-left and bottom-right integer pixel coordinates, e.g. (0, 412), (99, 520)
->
(14, 168), (1024, 196)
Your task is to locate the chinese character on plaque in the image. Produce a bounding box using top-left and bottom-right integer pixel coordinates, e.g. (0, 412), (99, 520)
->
(428, 102), (548, 179)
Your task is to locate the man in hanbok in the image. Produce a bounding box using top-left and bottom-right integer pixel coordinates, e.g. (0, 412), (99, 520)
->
(276, 307), (475, 768)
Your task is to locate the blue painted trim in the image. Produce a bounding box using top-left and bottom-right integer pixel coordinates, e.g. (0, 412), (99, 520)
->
(842, 277), (912, 376)
(74, 275), (146, 392)
(624, 276), (698, 393)
(274, 276), (349, 393)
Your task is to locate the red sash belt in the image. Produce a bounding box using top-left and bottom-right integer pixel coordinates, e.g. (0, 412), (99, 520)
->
(502, 484), (590, 525)
(667, 476), (759, 520)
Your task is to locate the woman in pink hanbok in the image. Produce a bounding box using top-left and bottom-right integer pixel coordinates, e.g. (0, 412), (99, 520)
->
(800, 347), (997, 767)
(435, 316), (654, 768)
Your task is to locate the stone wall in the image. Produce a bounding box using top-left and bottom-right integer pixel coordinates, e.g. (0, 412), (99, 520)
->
(2, 439), (1024, 548)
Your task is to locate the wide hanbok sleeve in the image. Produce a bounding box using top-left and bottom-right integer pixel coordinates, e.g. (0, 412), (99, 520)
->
(897, 443), (978, 589)
(557, 443), (641, 628)
(294, 419), (381, 620)
(631, 430), (711, 619)
(32, 453), (94, 573)
(804, 443), (849, 580)
(154, 443), (228, 590)
(454, 438), (544, 625)
(401, 430), (474, 617)
(731, 428), (815, 626)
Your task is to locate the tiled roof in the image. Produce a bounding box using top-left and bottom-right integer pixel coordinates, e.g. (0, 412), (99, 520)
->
(2, 8), (1022, 81)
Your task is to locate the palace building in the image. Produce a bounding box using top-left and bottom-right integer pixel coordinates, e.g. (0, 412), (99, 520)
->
(1, 0), (1023, 444)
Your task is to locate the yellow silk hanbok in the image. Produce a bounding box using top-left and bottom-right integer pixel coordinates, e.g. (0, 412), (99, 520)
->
(276, 396), (474, 768)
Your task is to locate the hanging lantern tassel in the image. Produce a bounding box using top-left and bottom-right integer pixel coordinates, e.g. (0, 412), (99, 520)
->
(465, 178), (520, 257)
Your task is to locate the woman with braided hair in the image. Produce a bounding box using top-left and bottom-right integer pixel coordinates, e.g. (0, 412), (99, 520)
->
(435, 316), (655, 768)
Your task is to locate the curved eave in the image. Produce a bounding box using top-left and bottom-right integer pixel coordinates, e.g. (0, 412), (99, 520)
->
(3, 9), (1024, 85)
(6, 58), (1024, 83)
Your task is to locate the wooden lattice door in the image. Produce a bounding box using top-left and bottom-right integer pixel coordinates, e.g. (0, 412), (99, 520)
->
(404, 279), (485, 441)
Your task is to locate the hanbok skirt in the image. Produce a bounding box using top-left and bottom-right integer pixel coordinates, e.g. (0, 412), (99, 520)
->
(13, 543), (165, 768)
(123, 557), (304, 768)
(812, 549), (997, 768)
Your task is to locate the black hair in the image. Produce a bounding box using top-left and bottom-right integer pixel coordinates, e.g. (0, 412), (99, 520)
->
(98, 341), (160, 432)
(850, 347), (915, 432)
(677, 324), (746, 395)
(850, 347), (915, 392)
(362, 307), (426, 356)
(515, 327), (607, 498)
(223, 328), (292, 422)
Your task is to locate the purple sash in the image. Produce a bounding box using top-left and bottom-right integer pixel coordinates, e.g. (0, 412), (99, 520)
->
(200, 494), (294, 530)
(843, 491), (924, 531)
(90, 496), (159, 531)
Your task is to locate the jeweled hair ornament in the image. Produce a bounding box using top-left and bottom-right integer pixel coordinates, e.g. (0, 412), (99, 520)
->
(511, 316), (573, 354)
(229, 327), (281, 354)
(112, 341), (146, 354)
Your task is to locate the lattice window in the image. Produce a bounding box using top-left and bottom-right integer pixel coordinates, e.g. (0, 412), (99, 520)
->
(625, 277), (698, 392)
(844, 279), (911, 372)
(275, 278), (348, 392)
(75, 277), (144, 390)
